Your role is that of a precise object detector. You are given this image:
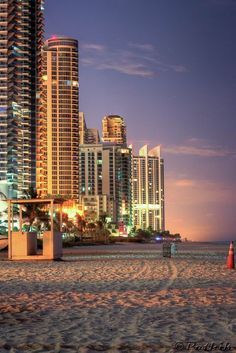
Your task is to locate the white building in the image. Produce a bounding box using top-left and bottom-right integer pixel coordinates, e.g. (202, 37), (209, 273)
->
(132, 145), (165, 231)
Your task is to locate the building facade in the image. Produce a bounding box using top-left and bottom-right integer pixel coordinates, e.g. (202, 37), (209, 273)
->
(82, 195), (109, 222)
(78, 112), (87, 145)
(102, 115), (127, 145)
(79, 143), (132, 226)
(86, 128), (100, 144)
(79, 112), (100, 145)
(0, 0), (44, 198)
(37, 37), (79, 199)
(132, 145), (165, 232)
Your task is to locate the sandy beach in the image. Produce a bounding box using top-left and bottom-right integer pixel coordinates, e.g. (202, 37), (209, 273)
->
(0, 242), (235, 353)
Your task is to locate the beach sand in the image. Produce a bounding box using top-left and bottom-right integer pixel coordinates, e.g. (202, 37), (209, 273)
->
(0, 243), (235, 353)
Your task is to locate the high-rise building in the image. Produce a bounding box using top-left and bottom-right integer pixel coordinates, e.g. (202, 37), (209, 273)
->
(0, 0), (44, 198)
(86, 128), (100, 144)
(102, 115), (127, 145)
(79, 143), (132, 225)
(78, 112), (87, 145)
(79, 112), (100, 145)
(132, 145), (165, 231)
(38, 37), (79, 199)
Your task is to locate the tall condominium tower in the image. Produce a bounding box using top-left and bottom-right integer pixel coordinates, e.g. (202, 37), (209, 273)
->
(132, 145), (165, 231)
(79, 112), (100, 145)
(78, 112), (87, 145)
(102, 115), (127, 145)
(86, 128), (100, 144)
(38, 37), (79, 199)
(0, 0), (44, 198)
(79, 143), (132, 225)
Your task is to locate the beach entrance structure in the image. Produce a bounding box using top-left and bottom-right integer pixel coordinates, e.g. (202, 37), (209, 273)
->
(8, 198), (64, 261)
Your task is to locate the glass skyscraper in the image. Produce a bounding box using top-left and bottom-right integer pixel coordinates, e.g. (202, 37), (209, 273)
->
(0, 0), (44, 198)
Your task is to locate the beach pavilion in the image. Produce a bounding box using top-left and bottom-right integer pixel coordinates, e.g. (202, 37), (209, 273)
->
(7, 198), (64, 261)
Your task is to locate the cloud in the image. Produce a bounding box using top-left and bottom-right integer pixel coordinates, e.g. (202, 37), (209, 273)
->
(128, 43), (155, 51)
(98, 62), (154, 78)
(80, 57), (96, 66)
(186, 137), (202, 144)
(163, 145), (236, 158)
(167, 178), (236, 204)
(175, 179), (196, 187)
(169, 64), (188, 73)
(81, 41), (188, 78)
(81, 43), (106, 52)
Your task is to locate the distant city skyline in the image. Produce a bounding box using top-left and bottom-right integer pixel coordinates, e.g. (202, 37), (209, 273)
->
(45, 0), (236, 241)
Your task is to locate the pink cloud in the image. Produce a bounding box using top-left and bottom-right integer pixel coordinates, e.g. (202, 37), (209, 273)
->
(175, 179), (196, 187)
(163, 145), (236, 158)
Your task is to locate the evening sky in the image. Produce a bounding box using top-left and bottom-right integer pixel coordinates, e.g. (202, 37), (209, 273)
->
(45, 0), (236, 241)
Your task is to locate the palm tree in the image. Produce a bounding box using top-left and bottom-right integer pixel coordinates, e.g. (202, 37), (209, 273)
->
(22, 187), (49, 230)
(99, 213), (107, 225)
(76, 214), (87, 233)
(96, 220), (103, 230)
